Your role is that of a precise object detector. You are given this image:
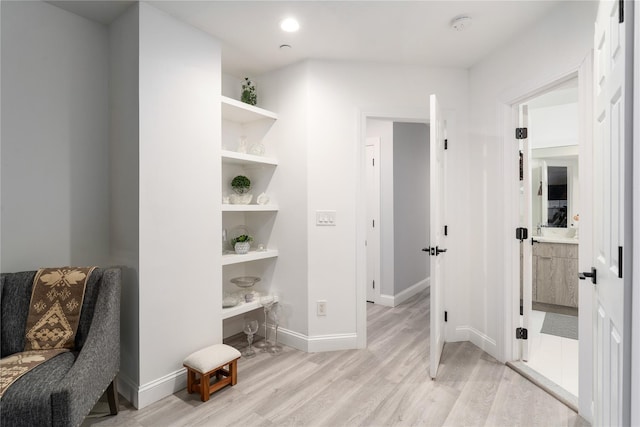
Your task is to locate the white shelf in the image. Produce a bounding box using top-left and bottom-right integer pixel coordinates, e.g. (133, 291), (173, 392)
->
(221, 296), (279, 320)
(222, 204), (278, 212)
(221, 249), (279, 266)
(221, 96), (278, 123)
(221, 150), (278, 166)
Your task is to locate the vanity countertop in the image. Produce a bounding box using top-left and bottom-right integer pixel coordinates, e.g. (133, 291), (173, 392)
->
(532, 235), (579, 245)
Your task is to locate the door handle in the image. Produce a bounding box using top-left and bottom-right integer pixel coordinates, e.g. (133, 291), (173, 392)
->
(421, 247), (435, 256)
(435, 247), (447, 256)
(579, 267), (597, 285)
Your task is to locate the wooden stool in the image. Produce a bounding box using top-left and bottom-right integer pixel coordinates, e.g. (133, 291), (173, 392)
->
(183, 344), (241, 402)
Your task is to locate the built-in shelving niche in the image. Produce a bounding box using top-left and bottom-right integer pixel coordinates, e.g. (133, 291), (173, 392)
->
(220, 96), (280, 339)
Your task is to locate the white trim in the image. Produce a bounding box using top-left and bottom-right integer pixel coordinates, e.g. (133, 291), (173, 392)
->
(275, 327), (309, 352)
(632, 4), (640, 426)
(501, 65), (583, 364)
(117, 372), (139, 409)
(379, 278), (430, 308)
(307, 333), (359, 353)
(377, 294), (395, 307)
(456, 325), (497, 354)
(264, 327), (360, 353)
(576, 51), (594, 424)
(501, 57), (595, 421)
(137, 368), (187, 409)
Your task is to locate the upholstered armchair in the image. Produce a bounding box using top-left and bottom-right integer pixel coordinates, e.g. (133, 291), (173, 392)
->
(0, 267), (121, 427)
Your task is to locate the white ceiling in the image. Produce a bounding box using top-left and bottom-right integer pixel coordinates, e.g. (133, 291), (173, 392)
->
(49, 0), (565, 77)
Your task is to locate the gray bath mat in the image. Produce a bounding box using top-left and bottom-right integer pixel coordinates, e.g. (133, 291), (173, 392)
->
(541, 312), (578, 340)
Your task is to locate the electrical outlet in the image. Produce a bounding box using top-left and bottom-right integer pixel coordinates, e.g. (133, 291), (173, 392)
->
(317, 300), (327, 316)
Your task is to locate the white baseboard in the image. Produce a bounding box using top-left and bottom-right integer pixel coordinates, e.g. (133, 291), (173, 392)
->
(276, 327), (358, 353)
(136, 368), (187, 409)
(379, 277), (429, 307)
(455, 325), (498, 358)
(117, 372), (139, 409)
(378, 294), (395, 307)
(277, 327), (309, 352)
(307, 333), (358, 353)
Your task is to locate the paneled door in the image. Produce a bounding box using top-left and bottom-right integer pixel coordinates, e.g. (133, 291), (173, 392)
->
(429, 94), (447, 379)
(591, 1), (633, 424)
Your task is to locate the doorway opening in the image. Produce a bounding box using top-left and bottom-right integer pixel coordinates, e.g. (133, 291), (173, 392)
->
(364, 118), (430, 310)
(517, 77), (581, 400)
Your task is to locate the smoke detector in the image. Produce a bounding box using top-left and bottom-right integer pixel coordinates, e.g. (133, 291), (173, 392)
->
(451, 15), (472, 32)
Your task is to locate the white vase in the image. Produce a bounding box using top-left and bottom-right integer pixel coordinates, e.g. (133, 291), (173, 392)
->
(234, 241), (251, 254)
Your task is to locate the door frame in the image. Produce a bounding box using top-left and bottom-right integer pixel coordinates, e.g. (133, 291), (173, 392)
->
(501, 56), (594, 421)
(356, 109), (428, 349)
(632, 4), (640, 424)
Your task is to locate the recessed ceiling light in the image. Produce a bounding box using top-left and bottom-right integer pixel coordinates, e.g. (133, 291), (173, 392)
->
(450, 15), (472, 32)
(280, 18), (300, 33)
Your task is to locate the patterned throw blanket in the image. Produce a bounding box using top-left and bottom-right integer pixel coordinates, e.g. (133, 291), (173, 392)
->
(0, 267), (96, 399)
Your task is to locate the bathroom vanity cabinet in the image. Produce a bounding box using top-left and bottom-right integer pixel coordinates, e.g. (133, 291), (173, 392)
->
(532, 241), (579, 308)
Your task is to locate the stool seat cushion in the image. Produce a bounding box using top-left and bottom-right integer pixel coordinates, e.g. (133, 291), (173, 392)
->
(184, 344), (240, 373)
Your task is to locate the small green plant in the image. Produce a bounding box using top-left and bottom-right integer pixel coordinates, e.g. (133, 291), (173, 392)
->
(241, 77), (257, 105)
(231, 234), (253, 245)
(231, 175), (251, 194)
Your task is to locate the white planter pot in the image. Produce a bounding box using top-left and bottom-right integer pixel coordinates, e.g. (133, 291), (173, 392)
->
(230, 193), (253, 204)
(234, 242), (251, 254)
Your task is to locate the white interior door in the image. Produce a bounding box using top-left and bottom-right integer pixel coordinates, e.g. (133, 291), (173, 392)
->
(429, 94), (446, 379)
(365, 138), (381, 303)
(591, 1), (632, 425)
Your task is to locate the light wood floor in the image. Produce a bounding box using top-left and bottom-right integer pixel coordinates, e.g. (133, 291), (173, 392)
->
(83, 290), (589, 426)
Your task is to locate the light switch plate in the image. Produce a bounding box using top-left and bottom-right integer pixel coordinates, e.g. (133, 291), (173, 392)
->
(316, 210), (336, 226)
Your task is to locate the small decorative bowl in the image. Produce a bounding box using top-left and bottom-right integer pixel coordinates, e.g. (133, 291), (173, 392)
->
(230, 276), (261, 288)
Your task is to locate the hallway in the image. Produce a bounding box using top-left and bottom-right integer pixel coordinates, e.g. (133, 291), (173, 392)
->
(84, 290), (588, 426)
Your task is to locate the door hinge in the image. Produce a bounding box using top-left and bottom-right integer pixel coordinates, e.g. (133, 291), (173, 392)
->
(516, 327), (528, 340)
(372, 158), (375, 166)
(444, 311), (448, 322)
(373, 280), (375, 289)
(619, 0), (624, 23)
(618, 246), (623, 278)
(515, 128), (528, 139)
(516, 227), (528, 241)
(372, 219), (375, 228)
(444, 139), (448, 150)
(444, 225), (448, 236)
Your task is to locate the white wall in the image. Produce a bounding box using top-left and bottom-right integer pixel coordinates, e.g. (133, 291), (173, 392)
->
(529, 102), (579, 149)
(393, 122), (429, 295)
(1, 0), (110, 272)
(108, 2), (140, 402)
(257, 62), (310, 345)
(366, 119), (394, 297)
(467, 0), (597, 360)
(304, 61), (469, 345)
(256, 61), (469, 350)
(137, 3), (221, 407)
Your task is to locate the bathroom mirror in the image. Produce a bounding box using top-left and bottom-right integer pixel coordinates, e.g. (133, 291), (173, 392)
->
(531, 146), (578, 233)
(546, 166), (568, 227)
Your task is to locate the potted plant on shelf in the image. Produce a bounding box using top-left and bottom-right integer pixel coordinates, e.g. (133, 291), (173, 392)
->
(241, 77), (257, 106)
(230, 175), (252, 204)
(231, 234), (253, 254)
